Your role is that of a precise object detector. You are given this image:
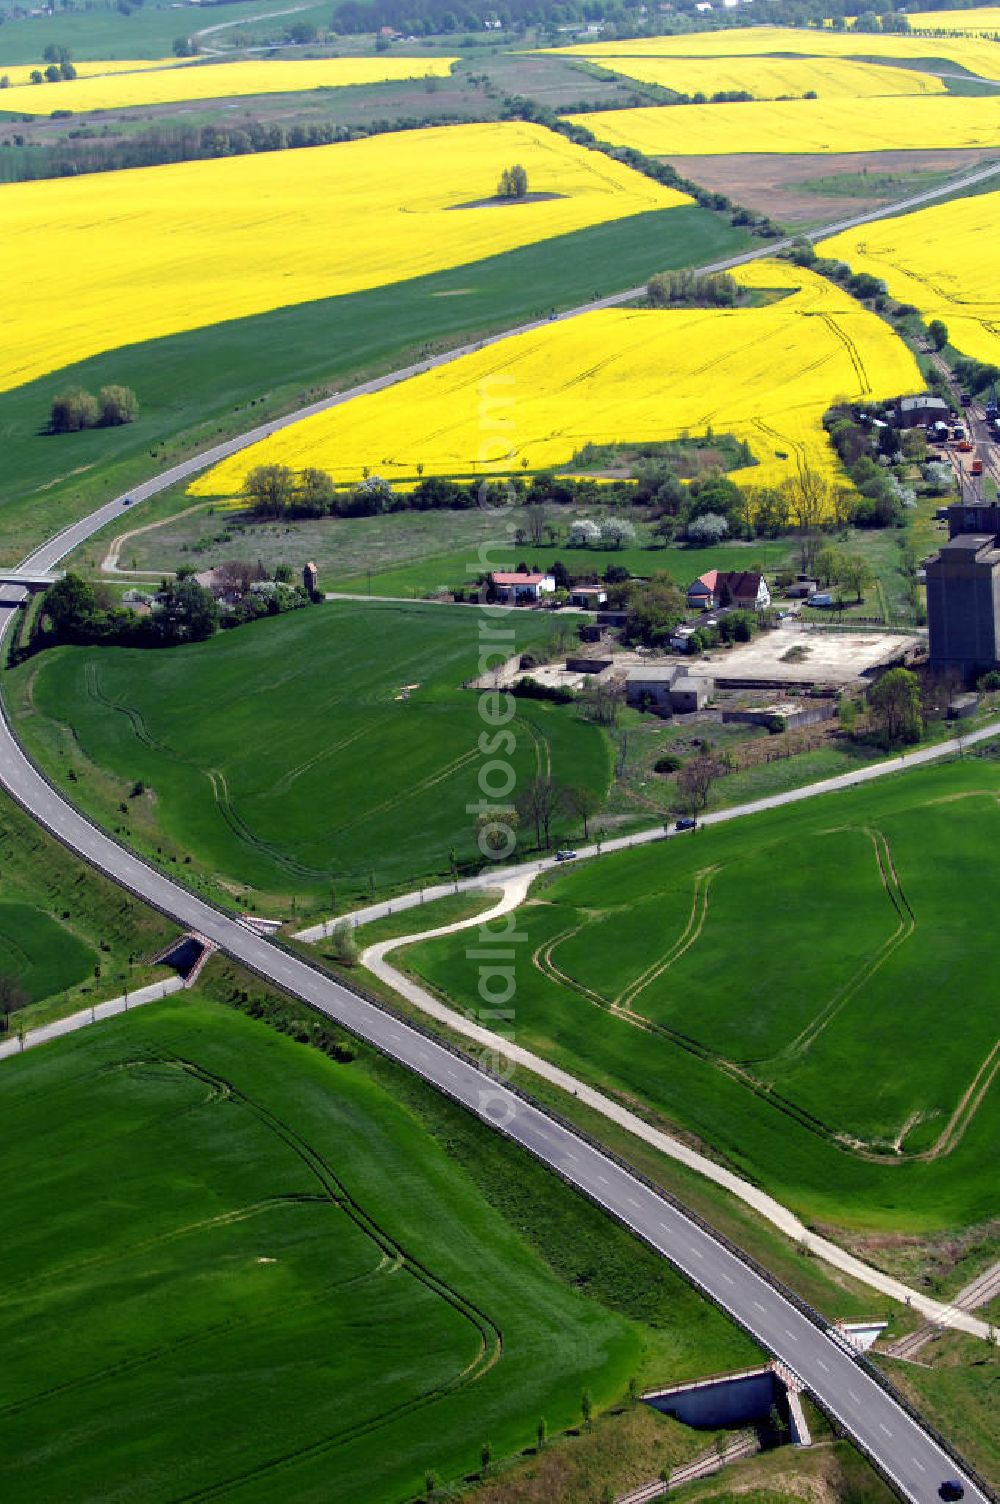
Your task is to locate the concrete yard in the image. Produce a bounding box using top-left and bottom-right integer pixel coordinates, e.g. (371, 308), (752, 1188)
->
(701, 624), (924, 686)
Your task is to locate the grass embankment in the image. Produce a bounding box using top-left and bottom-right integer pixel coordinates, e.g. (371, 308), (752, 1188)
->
(0, 205), (749, 565)
(0, 787), (176, 1034)
(8, 601), (611, 910)
(0, 988), (757, 1502)
(879, 1332), (1000, 1489)
(401, 757), (1000, 1238)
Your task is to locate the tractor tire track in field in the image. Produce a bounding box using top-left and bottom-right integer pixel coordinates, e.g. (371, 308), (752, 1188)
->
(269, 720), (375, 799)
(327, 746), (480, 841)
(158, 1054), (502, 1502)
(767, 826), (915, 1067)
(2, 1052), (501, 1447)
(616, 865), (720, 1013)
(87, 666), (331, 878)
(205, 768), (329, 880)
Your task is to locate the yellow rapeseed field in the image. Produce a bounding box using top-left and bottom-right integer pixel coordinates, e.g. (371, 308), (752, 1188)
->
(819, 189), (1000, 367)
(7, 56), (460, 112)
(566, 95), (1000, 154)
(580, 54), (945, 98)
(550, 24), (1000, 82)
(1, 121), (687, 395)
(0, 58), (180, 87)
(907, 7), (1000, 32)
(190, 259), (922, 504)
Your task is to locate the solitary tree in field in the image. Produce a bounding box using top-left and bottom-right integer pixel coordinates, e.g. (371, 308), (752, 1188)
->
(581, 1388), (593, 1430)
(536, 1416), (547, 1450)
(868, 667), (922, 746)
(497, 162), (528, 198)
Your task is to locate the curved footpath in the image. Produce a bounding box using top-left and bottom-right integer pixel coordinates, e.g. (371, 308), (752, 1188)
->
(4, 172), (1000, 1502)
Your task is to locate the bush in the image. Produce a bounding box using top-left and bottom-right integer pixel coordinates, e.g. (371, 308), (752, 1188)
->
(978, 670), (1000, 693)
(653, 754), (681, 774)
(99, 384), (139, 426)
(511, 676), (575, 704)
(50, 386), (99, 433)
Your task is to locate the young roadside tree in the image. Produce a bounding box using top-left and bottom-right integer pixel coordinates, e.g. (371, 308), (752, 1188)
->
(0, 974), (29, 1031)
(676, 750), (724, 817)
(329, 919), (358, 967)
(868, 667), (922, 746)
(515, 775), (562, 850)
(536, 1416), (547, 1451)
(99, 384), (139, 426)
(562, 783), (599, 840)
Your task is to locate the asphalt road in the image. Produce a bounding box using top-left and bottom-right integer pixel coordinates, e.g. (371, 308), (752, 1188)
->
(4, 169), (1000, 1501)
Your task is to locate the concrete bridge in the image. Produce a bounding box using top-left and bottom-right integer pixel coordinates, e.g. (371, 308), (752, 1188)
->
(0, 569), (60, 593)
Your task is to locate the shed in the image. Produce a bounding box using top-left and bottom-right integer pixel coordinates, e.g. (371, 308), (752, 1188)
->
(625, 666), (680, 710)
(670, 675), (712, 714)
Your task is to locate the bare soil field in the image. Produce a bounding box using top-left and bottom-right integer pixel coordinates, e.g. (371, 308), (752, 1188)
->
(665, 147), (999, 226)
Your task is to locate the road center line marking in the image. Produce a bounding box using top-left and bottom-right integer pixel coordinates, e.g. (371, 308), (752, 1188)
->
(849, 1391), (861, 1405)
(753, 1300), (766, 1312)
(784, 1329), (799, 1342)
(816, 1359), (829, 1373)
(912, 1459), (926, 1472)
(879, 1423), (892, 1436)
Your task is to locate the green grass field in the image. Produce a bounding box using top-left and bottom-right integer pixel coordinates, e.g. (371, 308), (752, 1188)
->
(0, 994), (756, 1502)
(11, 601), (610, 908)
(402, 757), (1000, 1236)
(0, 787), (175, 1030)
(0, 0), (334, 62)
(327, 536), (793, 598)
(0, 206), (749, 565)
(0, 902), (95, 1006)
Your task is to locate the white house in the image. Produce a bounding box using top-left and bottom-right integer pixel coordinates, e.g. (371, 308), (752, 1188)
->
(490, 571), (556, 604)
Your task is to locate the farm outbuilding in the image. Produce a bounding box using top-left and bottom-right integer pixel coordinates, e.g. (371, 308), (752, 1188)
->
(626, 666), (712, 714)
(898, 395), (949, 429)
